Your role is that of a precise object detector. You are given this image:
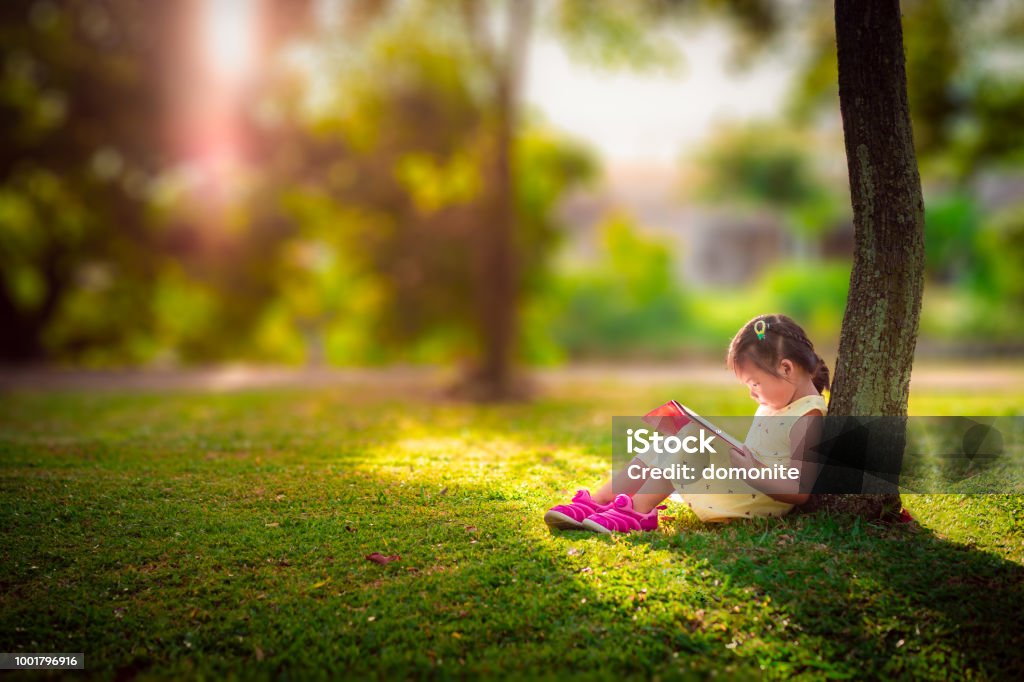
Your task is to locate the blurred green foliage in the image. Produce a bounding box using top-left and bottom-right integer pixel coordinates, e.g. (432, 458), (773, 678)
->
(695, 125), (823, 209)
(683, 262), (850, 354)
(977, 202), (1024, 306)
(791, 0), (1024, 176)
(1, 0), (1022, 366)
(245, 124), (597, 367)
(542, 213), (691, 359)
(754, 263), (850, 336)
(550, 0), (682, 71)
(924, 192), (982, 284)
(679, 0), (1024, 356)
(0, 1), (171, 362)
(692, 122), (844, 238)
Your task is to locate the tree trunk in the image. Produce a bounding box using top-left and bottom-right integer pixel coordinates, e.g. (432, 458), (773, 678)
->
(461, 0), (534, 401)
(801, 0), (926, 518)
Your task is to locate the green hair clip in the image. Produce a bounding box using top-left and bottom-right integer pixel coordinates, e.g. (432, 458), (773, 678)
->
(754, 319), (768, 340)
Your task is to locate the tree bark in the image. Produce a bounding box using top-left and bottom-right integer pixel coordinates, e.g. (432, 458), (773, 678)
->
(802, 0), (926, 518)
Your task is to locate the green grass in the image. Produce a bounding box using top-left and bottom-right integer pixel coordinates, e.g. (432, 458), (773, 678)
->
(1, 380), (1022, 680)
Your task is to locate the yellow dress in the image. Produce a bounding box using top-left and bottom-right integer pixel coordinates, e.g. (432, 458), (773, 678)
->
(677, 394), (827, 522)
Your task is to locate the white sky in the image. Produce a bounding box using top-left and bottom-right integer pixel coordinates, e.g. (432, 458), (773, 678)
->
(523, 25), (801, 171)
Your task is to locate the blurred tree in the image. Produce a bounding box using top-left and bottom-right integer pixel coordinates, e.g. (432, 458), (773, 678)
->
(0, 0), (173, 361)
(694, 125), (824, 209)
(276, 0), (600, 395)
(0, 0), (314, 363)
(689, 122), (844, 254)
(147, 0), (315, 363)
(279, 1), (501, 372)
(456, 0), (536, 400)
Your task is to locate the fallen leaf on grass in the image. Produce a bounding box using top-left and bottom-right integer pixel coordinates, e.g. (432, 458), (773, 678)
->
(439, 487), (449, 495)
(311, 578), (331, 589)
(265, 522), (279, 528)
(366, 552), (400, 565)
(464, 526), (478, 533)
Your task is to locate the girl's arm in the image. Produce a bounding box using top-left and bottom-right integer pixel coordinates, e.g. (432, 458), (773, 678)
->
(729, 410), (824, 504)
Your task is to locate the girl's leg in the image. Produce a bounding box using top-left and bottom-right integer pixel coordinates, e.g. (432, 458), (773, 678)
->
(590, 456), (675, 512)
(591, 421), (701, 509)
(630, 476), (675, 513)
(591, 456), (651, 504)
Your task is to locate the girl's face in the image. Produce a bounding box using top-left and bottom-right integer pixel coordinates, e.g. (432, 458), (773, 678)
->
(734, 358), (799, 411)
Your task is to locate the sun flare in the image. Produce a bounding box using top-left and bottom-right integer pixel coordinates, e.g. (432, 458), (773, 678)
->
(202, 0), (259, 82)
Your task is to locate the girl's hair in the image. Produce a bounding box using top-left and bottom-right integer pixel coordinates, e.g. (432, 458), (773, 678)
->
(727, 314), (830, 392)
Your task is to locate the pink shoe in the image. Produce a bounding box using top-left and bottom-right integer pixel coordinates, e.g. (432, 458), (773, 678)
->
(582, 494), (667, 534)
(544, 489), (614, 530)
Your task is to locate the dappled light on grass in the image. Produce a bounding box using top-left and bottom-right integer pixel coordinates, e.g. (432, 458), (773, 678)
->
(361, 431), (603, 497)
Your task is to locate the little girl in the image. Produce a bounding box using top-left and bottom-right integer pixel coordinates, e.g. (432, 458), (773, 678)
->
(544, 314), (829, 533)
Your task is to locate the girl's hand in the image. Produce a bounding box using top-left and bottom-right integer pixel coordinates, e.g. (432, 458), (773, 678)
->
(729, 444), (755, 470)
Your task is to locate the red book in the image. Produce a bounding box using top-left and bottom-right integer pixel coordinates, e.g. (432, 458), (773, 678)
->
(643, 400), (746, 450)
(643, 400), (691, 436)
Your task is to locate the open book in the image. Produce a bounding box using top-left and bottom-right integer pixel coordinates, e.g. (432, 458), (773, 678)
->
(642, 400), (746, 451)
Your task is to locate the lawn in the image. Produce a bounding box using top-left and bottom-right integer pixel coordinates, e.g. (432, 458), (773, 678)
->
(1, 375), (1022, 680)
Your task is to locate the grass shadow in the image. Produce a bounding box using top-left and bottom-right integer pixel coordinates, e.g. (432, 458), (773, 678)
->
(604, 501), (1024, 678)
